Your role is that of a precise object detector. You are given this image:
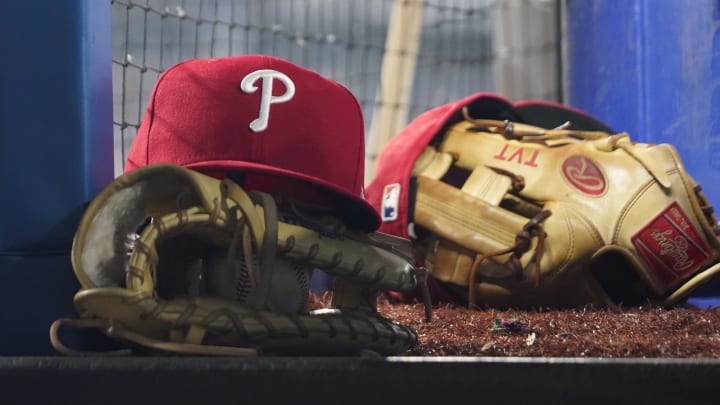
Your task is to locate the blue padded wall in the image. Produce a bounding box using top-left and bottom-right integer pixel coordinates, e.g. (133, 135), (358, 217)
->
(0, 1), (113, 353)
(566, 0), (720, 212)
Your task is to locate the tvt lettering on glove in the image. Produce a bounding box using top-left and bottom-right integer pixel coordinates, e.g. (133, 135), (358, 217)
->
(493, 145), (540, 167)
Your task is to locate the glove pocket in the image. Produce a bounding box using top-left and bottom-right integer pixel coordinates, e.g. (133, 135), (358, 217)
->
(516, 201), (604, 284)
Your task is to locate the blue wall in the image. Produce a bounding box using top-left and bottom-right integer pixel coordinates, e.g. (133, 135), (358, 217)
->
(567, 0), (720, 212)
(0, 1), (113, 354)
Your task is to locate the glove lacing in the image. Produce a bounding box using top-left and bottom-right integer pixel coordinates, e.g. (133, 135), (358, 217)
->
(466, 209), (551, 308)
(462, 107), (608, 143)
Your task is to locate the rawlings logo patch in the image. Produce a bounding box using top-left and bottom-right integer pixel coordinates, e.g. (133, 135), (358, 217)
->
(381, 183), (400, 222)
(561, 155), (606, 196)
(632, 202), (711, 287)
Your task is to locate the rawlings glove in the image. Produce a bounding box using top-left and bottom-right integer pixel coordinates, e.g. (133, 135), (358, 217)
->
(51, 164), (428, 356)
(367, 94), (720, 310)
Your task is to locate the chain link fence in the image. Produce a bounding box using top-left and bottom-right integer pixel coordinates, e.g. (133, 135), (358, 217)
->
(112, 0), (561, 175)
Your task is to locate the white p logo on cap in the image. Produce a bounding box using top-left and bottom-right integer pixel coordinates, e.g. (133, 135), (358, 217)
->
(240, 69), (296, 133)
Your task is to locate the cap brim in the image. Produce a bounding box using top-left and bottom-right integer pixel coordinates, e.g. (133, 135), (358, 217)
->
(185, 160), (381, 232)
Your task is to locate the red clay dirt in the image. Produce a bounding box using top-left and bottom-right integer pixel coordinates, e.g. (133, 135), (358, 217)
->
(309, 292), (720, 358)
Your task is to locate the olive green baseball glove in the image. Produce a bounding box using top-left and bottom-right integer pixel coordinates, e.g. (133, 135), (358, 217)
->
(51, 164), (428, 356)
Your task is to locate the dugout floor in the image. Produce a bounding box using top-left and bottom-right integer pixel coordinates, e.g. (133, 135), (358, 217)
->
(1, 356), (718, 404)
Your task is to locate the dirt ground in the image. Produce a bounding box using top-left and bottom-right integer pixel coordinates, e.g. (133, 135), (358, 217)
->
(310, 292), (720, 358)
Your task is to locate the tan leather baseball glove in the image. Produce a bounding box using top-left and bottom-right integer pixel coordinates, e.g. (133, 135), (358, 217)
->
(367, 94), (720, 310)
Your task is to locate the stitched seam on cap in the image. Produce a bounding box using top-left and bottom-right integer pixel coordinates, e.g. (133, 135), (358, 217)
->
(144, 60), (195, 165)
(341, 84), (364, 195)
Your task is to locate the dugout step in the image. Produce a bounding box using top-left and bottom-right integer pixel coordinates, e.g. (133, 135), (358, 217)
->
(0, 356), (718, 405)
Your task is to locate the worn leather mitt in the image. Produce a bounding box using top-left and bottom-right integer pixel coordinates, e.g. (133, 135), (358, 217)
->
(51, 164), (428, 356)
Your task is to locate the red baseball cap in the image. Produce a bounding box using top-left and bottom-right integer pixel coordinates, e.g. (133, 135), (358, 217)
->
(126, 55), (380, 232)
(366, 93), (613, 238)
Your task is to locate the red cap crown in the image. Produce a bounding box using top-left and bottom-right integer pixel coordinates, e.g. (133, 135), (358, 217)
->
(127, 55), (379, 231)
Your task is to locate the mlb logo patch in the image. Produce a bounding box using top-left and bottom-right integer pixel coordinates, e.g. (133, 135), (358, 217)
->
(381, 183), (401, 222)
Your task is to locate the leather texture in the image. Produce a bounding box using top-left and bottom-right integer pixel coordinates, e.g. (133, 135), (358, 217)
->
(412, 115), (720, 309)
(51, 164), (425, 356)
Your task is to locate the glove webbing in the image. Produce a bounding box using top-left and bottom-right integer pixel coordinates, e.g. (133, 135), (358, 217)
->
(467, 209), (551, 307)
(414, 175), (551, 307)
